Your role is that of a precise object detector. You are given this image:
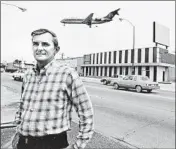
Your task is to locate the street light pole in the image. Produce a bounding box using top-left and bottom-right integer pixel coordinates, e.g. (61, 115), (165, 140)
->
(119, 18), (135, 75)
(1, 2), (27, 12)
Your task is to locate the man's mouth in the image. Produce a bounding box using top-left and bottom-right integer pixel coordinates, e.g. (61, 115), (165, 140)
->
(36, 51), (47, 55)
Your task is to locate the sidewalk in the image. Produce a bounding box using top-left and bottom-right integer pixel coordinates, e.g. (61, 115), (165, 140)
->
(1, 85), (130, 149)
(1, 122), (129, 149)
(80, 77), (175, 92)
(158, 82), (175, 92)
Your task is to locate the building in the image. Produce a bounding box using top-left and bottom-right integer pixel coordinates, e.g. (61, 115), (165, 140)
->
(5, 61), (35, 72)
(56, 57), (83, 75)
(0, 63), (7, 72)
(5, 62), (18, 72)
(81, 47), (175, 82)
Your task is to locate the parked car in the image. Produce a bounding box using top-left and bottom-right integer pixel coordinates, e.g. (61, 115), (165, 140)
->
(12, 70), (25, 81)
(111, 75), (160, 93)
(1, 67), (5, 72)
(100, 74), (119, 85)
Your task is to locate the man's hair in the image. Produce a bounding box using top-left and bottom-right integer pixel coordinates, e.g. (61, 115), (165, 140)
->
(31, 28), (60, 51)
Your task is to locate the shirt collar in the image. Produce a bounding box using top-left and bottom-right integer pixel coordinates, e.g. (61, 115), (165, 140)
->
(32, 59), (56, 76)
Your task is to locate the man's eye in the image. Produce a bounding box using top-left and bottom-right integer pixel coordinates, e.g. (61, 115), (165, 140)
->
(42, 43), (49, 46)
(33, 42), (38, 46)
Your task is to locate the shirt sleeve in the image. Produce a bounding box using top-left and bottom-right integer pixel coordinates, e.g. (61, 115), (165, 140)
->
(14, 76), (25, 123)
(68, 70), (94, 149)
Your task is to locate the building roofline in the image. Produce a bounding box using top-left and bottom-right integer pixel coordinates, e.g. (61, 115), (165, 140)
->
(83, 46), (174, 55)
(56, 56), (83, 60)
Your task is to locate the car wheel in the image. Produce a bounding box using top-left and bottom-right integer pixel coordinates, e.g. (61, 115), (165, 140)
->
(136, 85), (142, 93)
(147, 89), (152, 93)
(114, 83), (119, 90)
(103, 80), (107, 85)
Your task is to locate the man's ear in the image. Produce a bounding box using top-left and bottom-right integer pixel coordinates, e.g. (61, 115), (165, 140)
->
(57, 46), (60, 52)
(54, 46), (60, 55)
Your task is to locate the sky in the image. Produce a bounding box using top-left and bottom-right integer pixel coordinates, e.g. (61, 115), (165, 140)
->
(1, 1), (175, 63)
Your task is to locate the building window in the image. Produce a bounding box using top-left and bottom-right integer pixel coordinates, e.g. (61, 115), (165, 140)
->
(132, 67), (135, 75)
(138, 66), (142, 75)
(153, 66), (157, 82)
(153, 47), (157, 62)
(93, 54), (95, 64)
(93, 67), (95, 76)
(104, 52), (107, 64)
(89, 67), (91, 76)
(104, 67), (107, 76)
(109, 67), (112, 77)
(86, 67), (88, 76)
(109, 52), (111, 64)
(96, 53), (99, 64)
(96, 67), (99, 76)
(138, 49), (141, 63)
(145, 48), (149, 63)
(125, 66), (128, 75)
(125, 50), (128, 63)
(146, 66), (150, 78)
(119, 51), (122, 63)
(113, 51), (116, 63)
(114, 67), (117, 75)
(82, 67), (84, 76)
(100, 52), (103, 64)
(120, 66), (122, 75)
(131, 49), (134, 64)
(100, 67), (103, 76)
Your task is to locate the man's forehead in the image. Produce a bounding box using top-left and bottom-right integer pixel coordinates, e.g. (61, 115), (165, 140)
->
(32, 33), (53, 41)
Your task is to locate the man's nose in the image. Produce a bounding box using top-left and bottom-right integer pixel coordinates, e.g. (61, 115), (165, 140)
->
(37, 43), (43, 50)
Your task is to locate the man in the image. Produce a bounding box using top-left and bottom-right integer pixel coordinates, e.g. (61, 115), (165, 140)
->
(14, 28), (94, 149)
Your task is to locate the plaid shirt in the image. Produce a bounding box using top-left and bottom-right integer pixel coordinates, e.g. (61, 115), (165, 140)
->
(15, 59), (94, 149)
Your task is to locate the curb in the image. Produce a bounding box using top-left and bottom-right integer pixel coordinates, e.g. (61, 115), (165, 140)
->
(72, 119), (136, 149)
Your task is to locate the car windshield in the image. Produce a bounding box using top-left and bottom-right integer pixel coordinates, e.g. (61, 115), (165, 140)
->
(141, 76), (149, 81)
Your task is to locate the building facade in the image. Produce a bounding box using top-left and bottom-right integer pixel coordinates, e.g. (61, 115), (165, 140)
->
(82, 47), (175, 82)
(56, 57), (83, 75)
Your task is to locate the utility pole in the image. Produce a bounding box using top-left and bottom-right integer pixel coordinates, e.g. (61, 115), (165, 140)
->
(119, 18), (135, 75)
(60, 53), (65, 59)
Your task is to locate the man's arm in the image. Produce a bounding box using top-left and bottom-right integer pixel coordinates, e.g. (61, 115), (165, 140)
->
(14, 78), (25, 124)
(68, 70), (94, 149)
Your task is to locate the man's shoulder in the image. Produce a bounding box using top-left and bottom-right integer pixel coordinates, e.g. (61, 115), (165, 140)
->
(52, 62), (76, 74)
(24, 68), (34, 74)
(51, 62), (79, 80)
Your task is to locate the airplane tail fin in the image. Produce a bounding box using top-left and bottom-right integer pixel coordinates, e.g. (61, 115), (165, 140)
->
(82, 13), (94, 27)
(104, 8), (120, 19)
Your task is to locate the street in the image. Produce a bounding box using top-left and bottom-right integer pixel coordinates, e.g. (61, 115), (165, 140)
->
(1, 73), (175, 148)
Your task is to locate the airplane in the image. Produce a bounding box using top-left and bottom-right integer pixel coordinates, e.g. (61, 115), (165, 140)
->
(60, 8), (120, 28)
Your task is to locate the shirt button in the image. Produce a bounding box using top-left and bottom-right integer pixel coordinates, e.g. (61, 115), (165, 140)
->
(30, 109), (34, 112)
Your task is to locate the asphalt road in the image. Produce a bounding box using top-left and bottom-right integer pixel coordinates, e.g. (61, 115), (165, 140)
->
(1, 73), (175, 148)
(82, 82), (175, 148)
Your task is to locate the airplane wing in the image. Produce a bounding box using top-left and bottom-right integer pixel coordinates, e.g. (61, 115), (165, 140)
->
(82, 13), (94, 27)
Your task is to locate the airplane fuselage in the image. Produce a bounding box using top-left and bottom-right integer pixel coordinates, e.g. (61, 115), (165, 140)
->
(61, 19), (112, 25)
(61, 19), (84, 24)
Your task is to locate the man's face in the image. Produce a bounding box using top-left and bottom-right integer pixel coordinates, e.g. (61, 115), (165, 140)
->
(32, 33), (57, 62)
